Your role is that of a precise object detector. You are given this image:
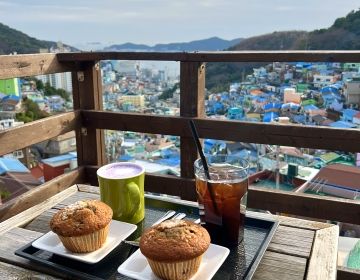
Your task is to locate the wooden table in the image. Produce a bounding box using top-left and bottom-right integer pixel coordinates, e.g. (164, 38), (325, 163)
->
(0, 185), (338, 280)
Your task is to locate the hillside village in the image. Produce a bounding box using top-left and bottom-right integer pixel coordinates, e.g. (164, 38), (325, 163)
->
(1, 54), (360, 209)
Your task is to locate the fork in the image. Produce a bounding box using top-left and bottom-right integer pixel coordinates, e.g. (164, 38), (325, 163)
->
(124, 212), (187, 247)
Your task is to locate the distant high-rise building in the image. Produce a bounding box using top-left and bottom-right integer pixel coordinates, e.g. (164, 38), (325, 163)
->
(37, 72), (72, 93)
(36, 42), (72, 93)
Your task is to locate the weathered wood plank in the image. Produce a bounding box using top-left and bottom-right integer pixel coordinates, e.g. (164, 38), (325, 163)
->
(252, 251), (307, 280)
(23, 208), (57, 233)
(0, 185), (78, 234)
(249, 211), (333, 230)
(0, 261), (60, 280)
(0, 168), (84, 222)
(306, 226), (338, 280)
(267, 225), (314, 258)
(57, 51), (360, 63)
(0, 227), (64, 278)
(180, 62), (205, 178)
(337, 266), (360, 280)
(72, 62), (106, 167)
(248, 187), (360, 225)
(0, 53), (74, 79)
(0, 111), (80, 156)
(82, 110), (360, 153)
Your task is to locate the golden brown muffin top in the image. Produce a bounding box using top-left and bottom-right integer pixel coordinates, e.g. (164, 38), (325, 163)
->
(50, 200), (113, 237)
(140, 220), (210, 262)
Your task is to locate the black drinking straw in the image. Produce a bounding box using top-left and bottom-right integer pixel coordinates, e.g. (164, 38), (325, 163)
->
(189, 120), (218, 213)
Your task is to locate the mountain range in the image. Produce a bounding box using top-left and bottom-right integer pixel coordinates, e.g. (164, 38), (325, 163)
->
(103, 37), (243, 52)
(1, 9), (360, 90)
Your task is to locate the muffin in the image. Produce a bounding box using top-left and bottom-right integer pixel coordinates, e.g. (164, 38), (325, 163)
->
(140, 219), (210, 280)
(50, 200), (113, 253)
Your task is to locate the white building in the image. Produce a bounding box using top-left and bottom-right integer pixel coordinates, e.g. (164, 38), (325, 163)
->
(344, 79), (360, 106)
(37, 72), (72, 93)
(37, 42), (73, 93)
(313, 74), (336, 88)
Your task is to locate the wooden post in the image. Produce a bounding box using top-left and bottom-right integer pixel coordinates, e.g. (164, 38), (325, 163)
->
(72, 61), (105, 169)
(180, 62), (206, 181)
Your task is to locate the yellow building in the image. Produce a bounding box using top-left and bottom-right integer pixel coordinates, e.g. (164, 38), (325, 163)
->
(118, 95), (145, 107)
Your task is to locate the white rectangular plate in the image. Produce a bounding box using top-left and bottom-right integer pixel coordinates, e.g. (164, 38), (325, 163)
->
(118, 243), (230, 280)
(32, 220), (137, 264)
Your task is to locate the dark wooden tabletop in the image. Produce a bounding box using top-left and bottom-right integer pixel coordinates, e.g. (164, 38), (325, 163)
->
(0, 184), (338, 280)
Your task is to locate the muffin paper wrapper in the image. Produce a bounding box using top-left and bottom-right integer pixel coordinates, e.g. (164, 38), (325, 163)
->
(58, 224), (110, 253)
(147, 255), (203, 280)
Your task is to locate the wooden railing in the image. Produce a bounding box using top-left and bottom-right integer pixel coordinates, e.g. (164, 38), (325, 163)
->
(1, 50), (360, 278)
(1, 51), (360, 223)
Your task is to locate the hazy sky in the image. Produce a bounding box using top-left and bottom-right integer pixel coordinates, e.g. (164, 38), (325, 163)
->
(0, 0), (359, 48)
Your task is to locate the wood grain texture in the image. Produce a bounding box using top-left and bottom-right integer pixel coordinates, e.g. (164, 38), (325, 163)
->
(0, 167), (84, 222)
(267, 225), (315, 258)
(81, 110), (360, 153)
(306, 226), (339, 280)
(249, 187), (360, 225)
(0, 53), (74, 79)
(72, 62), (106, 167)
(0, 111), (79, 156)
(57, 51), (360, 63)
(0, 260), (59, 279)
(180, 62), (205, 178)
(252, 251), (307, 280)
(0, 185), (78, 234)
(0, 227), (64, 278)
(250, 211), (333, 230)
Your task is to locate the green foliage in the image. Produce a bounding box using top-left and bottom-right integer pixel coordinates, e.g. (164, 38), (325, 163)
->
(206, 9), (360, 91)
(44, 82), (70, 101)
(16, 98), (49, 123)
(158, 83), (179, 100)
(0, 187), (10, 200)
(36, 79), (44, 90)
(0, 22), (55, 54)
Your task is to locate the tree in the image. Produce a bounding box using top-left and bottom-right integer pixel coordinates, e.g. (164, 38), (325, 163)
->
(44, 82), (70, 101)
(158, 83), (179, 100)
(36, 79), (44, 91)
(16, 98), (49, 123)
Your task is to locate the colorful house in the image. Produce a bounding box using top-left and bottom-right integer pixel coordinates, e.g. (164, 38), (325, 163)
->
(42, 152), (77, 182)
(0, 157), (41, 203)
(0, 78), (20, 96)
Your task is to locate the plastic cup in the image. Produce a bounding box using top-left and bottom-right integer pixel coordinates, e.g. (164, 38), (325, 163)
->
(194, 155), (249, 247)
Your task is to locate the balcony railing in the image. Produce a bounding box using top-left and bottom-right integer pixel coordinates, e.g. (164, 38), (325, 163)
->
(0, 51), (360, 278)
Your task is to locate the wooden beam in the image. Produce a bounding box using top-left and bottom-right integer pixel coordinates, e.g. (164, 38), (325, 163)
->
(180, 62), (205, 178)
(0, 53), (74, 79)
(72, 62), (105, 167)
(0, 111), (79, 156)
(0, 167), (84, 222)
(85, 166), (197, 201)
(57, 51), (360, 63)
(248, 187), (360, 225)
(0, 185), (78, 235)
(82, 110), (360, 153)
(306, 226), (338, 280)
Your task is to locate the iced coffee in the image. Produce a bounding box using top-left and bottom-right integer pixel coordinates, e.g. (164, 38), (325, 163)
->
(194, 156), (248, 247)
